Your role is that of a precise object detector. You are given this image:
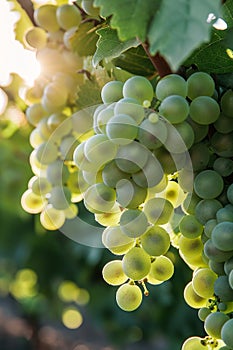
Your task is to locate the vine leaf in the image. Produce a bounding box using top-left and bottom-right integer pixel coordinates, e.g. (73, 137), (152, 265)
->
(94, 0), (160, 41)
(76, 77), (102, 109)
(148, 0), (221, 71)
(92, 27), (139, 67)
(69, 22), (98, 57)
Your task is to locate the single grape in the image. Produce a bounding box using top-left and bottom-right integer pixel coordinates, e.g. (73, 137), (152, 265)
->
(141, 226), (170, 256)
(35, 142), (58, 165)
(81, 0), (100, 17)
(84, 183), (116, 213)
(143, 197), (174, 225)
(204, 311), (229, 339)
(181, 337), (206, 350)
(114, 98), (145, 124)
(21, 189), (46, 214)
(123, 76), (154, 105)
(101, 81), (123, 104)
(214, 113), (233, 134)
(116, 142), (149, 173)
(122, 246), (151, 280)
(120, 209), (148, 238)
(194, 170), (224, 199)
(155, 74), (187, 100)
(212, 222), (233, 251)
(147, 255), (174, 281)
(213, 158), (233, 177)
(116, 179), (147, 209)
(190, 96), (220, 125)
(102, 226), (134, 255)
(96, 106), (115, 133)
(220, 89), (233, 118)
(24, 27), (47, 49)
(198, 307), (211, 321)
(221, 319), (233, 349)
(195, 199), (223, 224)
(34, 5), (60, 32)
(102, 260), (128, 286)
(204, 239), (233, 263)
(116, 283), (143, 312)
(214, 275), (233, 301)
(84, 134), (117, 165)
(40, 204), (66, 230)
(187, 72), (215, 100)
(204, 219), (217, 238)
(192, 267), (217, 299)
(179, 215), (203, 239)
(106, 114), (138, 145)
(164, 121), (195, 153)
(56, 4), (81, 30)
(183, 282), (207, 309)
(102, 160), (130, 188)
(159, 95), (189, 124)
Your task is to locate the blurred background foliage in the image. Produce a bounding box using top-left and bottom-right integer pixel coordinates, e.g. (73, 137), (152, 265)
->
(0, 77), (204, 350)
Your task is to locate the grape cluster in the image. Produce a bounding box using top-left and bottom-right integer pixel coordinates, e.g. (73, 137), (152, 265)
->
(21, 3), (86, 230)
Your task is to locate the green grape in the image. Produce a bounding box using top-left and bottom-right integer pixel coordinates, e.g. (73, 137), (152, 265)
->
(37, 117), (53, 140)
(221, 319), (233, 349)
(34, 5), (59, 32)
(214, 113), (233, 134)
(212, 222), (233, 251)
(211, 131), (233, 158)
(189, 143), (210, 172)
(224, 256), (233, 275)
(47, 113), (72, 138)
(102, 226), (134, 255)
(114, 98), (145, 124)
(21, 189), (46, 214)
(182, 192), (201, 215)
(116, 142), (149, 173)
(122, 247), (151, 280)
(154, 147), (186, 174)
(35, 142), (58, 165)
(96, 106), (115, 133)
(204, 312), (229, 339)
(29, 128), (44, 148)
(209, 260), (225, 276)
(146, 174), (168, 198)
(81, 0), (100, 17)
(198, 307), (211, 321)
(204, 239), (233, 263)
(227, 184), (233, 204)
(165, 121), (195, 153)
(82, 170), (102, 186)
(159, 180), (186, 208)
(29, 150), (47, 176)
(116, 283), (143, 312)
(101, 81), (124, 104)
(116, 179), (147, 209)
(214, 275), (233, 301)
(220, 89), (233, 118)
(56, 4), (81, 30)
(102, 260), (128, 286)
(194, 170), (224, 199)
(47, 160), (70, 186)
(64, 203), (78, 219)
(95, 204), (121, 226)
(24, 27), (47, 49)
(123, 76), (154, 105)
(30, 176), (51, 196)
(187, 117), (209, 143)
(192, 267), (217, 299)
(155, 74), (187, 101)
(138, 118), (167, 150)
(106, 114), (138, 145)
(181, 336), (206, 350)
(229, 270), (233, 289)
(102, 160), (130, 188)
(178, 167), (194, 193)
(204, 219), (217, 238)
(147, 255), (174, 281)
(132, 153), (164, 188)
(42, 82), (68, 113)
(84, 134), (117, 166)
(60, 135), (79, 161)
(119, 209), (148, 238)
(40, 204), (65, 230)
(178, 236), (203, 261)
(141, 226), (170, 256)
(213, 158), (233, 177)
(84, 183), (116, 213)
(143, 197), (174, 225)
(195, 199), (223, 224)
(187, 72), (215, 100)
(190, 96), (220, 125)
(183, 282), (207, 309)
(72, 109), (94, 140)
(158, 95), (189, 124)
(49, 186), (71, 210)
(179, 215), (203, 239)
(73, 142), (97, 172)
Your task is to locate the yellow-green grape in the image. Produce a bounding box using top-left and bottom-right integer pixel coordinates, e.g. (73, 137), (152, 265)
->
(141, 226), (170, 256)
(119, 209), (148, 238)
(37, 117), (53, 140)
(101, 81), (123, 104)
(84, 183), (116, 213)
(81, 0), (100, 17)
(29, 128), (45, 148)
(26, 103), (47, 127)
(116, 179), (147, 209)
(116, 142), (149, 173)
(49, 186), (71, 210)
(29, 176), (51, 196)
(96, 106), (115, 133)
(221, 319), (233, 348)
(47, 113), (72, 138)
(179, 215), (203, 239)
(116, 283), (143, 312)
(204, 312), (229, 339)
(182, 192), (201, 216)
(158, 95), (189, 124)
(95, 204), (121, 226)
(190, 96), (220, 125)
(146, 174), (168, 199)
(35, 141), (58, 165)
(29, 150), (47, 177)
(21, 189), (46, 214)
(159, 180), (186, 208)
(114, 98), (145, 124)
(84, 134), (117, 166)
(198, 307), (211, 321)
(184, 281), (207, 309)
(143, 197), (174, 225)
(63, 204), (78, 219)
(187, 72), (215, 100)
(24, 27), (47, 49)
(179, 235), (203, 260)
(123, 76), (154, 105)
(40, 204), (65, 230)
(147, 256), (174, 282)
(106, 114), (138, 145)
(181, 336), (206, 350)
(192, 268), (217, 299)
(102, 260), (128, 286)
(42, 82), (68, 113)
(34, 5), (60, 33)
(102, 226), (134, 255)
(59, 135), (79, 161)
(56, 4), (81, 30)
(155, 74), (187, 101)
(122, 247), (151, 281)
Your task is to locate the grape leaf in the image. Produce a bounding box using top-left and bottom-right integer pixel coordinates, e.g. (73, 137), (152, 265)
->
(69, 22), (98, 57)
(76, 77), (102, 109)
(92, 27), (139, 67)
(112, 46), (156, 77)
(94, 0), (160, 41)
(148, 0), (221, 71)
(8, 0), (33, 47)
(221, 0), (233, 26)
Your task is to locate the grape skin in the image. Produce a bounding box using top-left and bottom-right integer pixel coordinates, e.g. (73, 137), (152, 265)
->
(116, 283), (143, 312)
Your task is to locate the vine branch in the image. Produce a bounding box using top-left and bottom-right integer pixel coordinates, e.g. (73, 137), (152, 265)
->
(141, 41), (172, 78)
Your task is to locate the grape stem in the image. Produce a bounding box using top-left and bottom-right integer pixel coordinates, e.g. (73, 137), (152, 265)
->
(141, 41), (173, 77)
(16, 0), (36, 25)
